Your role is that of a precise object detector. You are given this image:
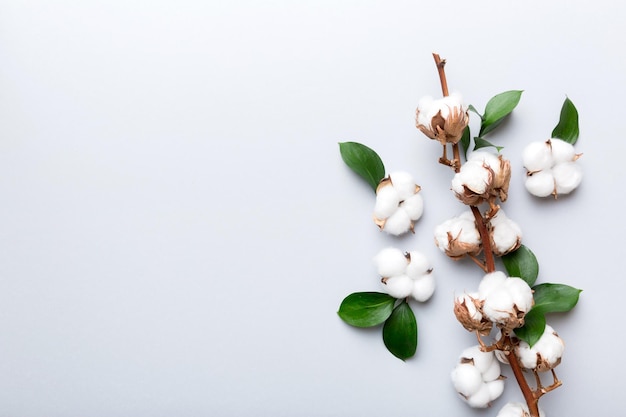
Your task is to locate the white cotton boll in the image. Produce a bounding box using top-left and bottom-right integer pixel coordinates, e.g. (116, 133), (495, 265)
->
(456, 215), (481, 244)
(523, 141), (553, 172)
(451, 363), (483, 398)
(416, 96), (435, 126)
(549, 138), (576, 164)
(490, 211), (522, 255)
(382, 208), (412, 235)
(434, 220), (454, 251)
(457, 293), (482, 321)
(525, 170), (555, 197)
(406, 251), (431, 278)
(482, 356), (502, 382)
(486, 379), (505, 401)
(382, 275), (413, 298)
(411, 274), (435, 302)
(496, 402), (527, 417)
(389, 171), (417, 200)
(469, 151), (501, 174)
(504, 278), (533, 314)
(451, 175), (466, 195)
(515, 340), (539, 369)
(535, 325), (565, 365)
(374, 186), (400, 219)
(458, 161), (491, 194)
(478, 271), (508, 298)
(460, 345), (494, 374)
(439, 93), (464, 118)
(516, 324), (564, 370)
(552, 161), (582, 195)
(373, 248), (408, 277)
(466, 383), (492, 408)
(482, 287), (515, 323)
(400, 193), (424, 221)
(435, 215), (475, 243)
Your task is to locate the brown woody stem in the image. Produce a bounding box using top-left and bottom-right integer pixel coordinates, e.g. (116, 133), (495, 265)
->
(432, 53), (461, 172)
(504, 336), (541, 417)
(470, 205), (495, 273)
(432, 53), (449, 97)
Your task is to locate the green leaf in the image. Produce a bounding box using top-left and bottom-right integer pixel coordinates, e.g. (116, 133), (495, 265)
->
(473, 137), (503, 152)
(337, 292), (396, 328)
(551, 97), (579, 144)
(339, 142), (386, 192)
(501, 245), (539, 286)
(460, 125), (471, 160)
(382, 301), (417, 360)
(531, 283), (582, 314)
(480, 90), (523, 136)
(514, 308), (546, 347)
(468, 104), (483, 120)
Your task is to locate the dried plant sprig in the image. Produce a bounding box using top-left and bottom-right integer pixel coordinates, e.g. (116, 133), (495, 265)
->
(420, 53), (582, 417)
(335, 53), (582, 417)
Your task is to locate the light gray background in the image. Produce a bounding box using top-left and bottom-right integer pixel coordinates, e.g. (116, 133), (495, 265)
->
(0, 1), (623, 416)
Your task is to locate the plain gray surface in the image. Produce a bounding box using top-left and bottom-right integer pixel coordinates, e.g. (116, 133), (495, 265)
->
(0, 1), (623, 416)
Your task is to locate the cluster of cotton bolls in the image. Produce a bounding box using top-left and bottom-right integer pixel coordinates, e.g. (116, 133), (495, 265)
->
(434, 209), (522, 260)
(373, 248), (435, 301)
(452, 272), (536, 409)
(496, 325), (565, 372)
(451, 345), (505, 408)
(496, 402), (546, 417)
(373, 172), (424, 236)
(523, 138), (582, 198)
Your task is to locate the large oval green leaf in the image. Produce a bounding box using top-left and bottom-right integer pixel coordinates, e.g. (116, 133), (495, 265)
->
(382, 301), (417, 360)
(551, 97), (579, 144)
(514, 308), (546, 347)
(337, 292), (395, 328)
(531, 283), (582, 314)
(501, 245), (539, 286)
(339, 142), (385, 192)
(480, 90), (523, 136)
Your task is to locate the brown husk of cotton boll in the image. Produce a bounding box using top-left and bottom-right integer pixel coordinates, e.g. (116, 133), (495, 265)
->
(416, 106), (469, 146)
(442, 230), (482, 260)
(454, 296), (493, 336)
(497, 305), (529, 333)
(453, 159), (511, 219)
(490, 156), (511, 203)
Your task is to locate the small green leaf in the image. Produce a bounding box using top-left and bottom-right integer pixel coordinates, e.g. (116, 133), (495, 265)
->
(551, 97), (579, 144)
(382, 301), (417, 360)
(473, 137), (503, 152)
(337, 292), (395, 328)
(501, 245), (539, 286)
(515, 308), (546, 347)
(531, 283), (582, 314)
(480, 90), (523, 136)
(468, 104), (483, 120)
(339, 142), (386, 192)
